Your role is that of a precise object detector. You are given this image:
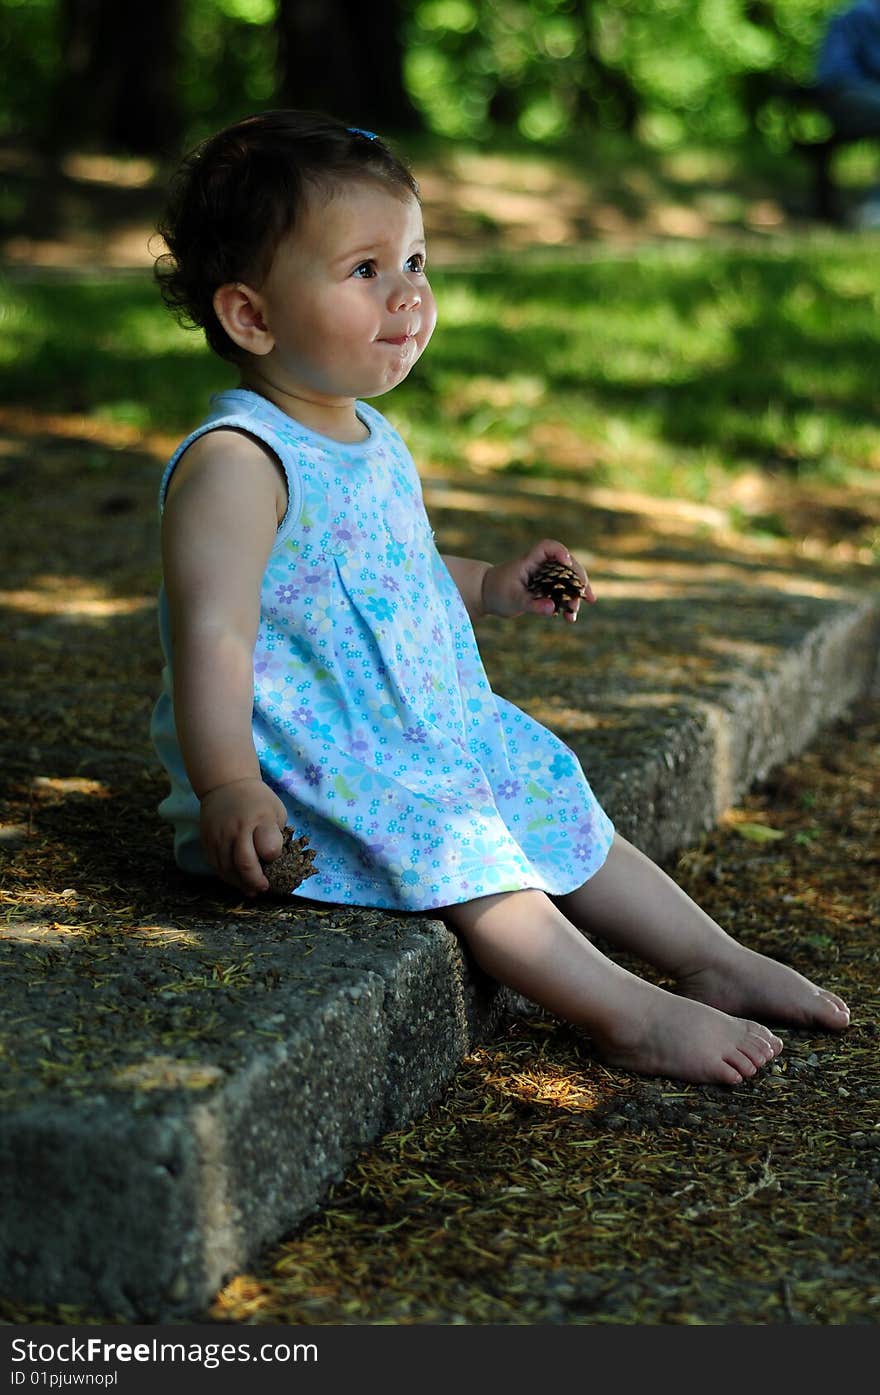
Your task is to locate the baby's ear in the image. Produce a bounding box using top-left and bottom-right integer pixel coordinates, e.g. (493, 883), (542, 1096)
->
(213, 282), (274, 356)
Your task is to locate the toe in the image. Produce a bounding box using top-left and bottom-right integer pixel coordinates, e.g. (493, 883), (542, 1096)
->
(815, 989), (850, 1028)
(745, 1024), (781, 1064)
(729, 1049), (759, 1078)
(763, 1030), (784, 1059)
(719, 1062), (744, 1086)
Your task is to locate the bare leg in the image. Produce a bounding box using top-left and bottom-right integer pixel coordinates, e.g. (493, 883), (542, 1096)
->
(441, 887), (783, 1085)
(552, 834), (850, 1031)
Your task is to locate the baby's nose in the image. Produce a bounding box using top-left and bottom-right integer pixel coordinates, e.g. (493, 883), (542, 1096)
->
(389, 276), (421, 311)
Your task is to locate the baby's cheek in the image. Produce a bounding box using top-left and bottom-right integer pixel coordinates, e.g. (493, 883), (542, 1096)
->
(418, 296), (438, 352)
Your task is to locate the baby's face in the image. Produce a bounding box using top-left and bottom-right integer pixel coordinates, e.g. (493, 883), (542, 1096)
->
(254, 179), (437, 410)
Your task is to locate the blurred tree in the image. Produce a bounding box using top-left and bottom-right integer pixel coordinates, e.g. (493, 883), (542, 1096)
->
(575, 0), (640, 133)
(0, 0), (845, 156)
(47, 0), (183, 154)
(275, 0), (419, 129)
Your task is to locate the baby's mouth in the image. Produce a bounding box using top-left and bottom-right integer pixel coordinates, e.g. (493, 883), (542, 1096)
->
(377, 328), (418, 347)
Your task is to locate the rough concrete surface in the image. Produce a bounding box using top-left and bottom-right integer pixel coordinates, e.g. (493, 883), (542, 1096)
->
(2, 580), (878, 1319)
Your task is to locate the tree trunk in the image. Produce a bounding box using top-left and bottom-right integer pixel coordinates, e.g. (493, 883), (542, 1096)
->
(48, 0), (183, 156)
(276, 0), (419, 132)
(577, 0), (641, 133)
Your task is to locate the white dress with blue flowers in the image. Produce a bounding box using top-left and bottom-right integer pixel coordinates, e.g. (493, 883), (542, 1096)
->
(151, 389), (615, 910)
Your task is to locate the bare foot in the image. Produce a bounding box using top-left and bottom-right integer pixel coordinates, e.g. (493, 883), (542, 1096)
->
(593, 977), (783, 1087)
(676, 940), (850, 1032)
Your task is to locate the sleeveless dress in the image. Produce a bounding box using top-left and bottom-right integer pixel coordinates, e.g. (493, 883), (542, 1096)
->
(150, 389), (615, 911)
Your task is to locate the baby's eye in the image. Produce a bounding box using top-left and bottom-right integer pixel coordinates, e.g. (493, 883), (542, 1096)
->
(405, 253), (426, 273)
(352, 261), (376, 279)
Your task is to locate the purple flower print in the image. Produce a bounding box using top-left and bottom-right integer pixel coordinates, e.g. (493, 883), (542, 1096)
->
(275, 583), (298, 605)
(293, 706), (313, 724)
(253, 653), (284, 681)
(575, 813), (598, 843)
(496, 779), (521, 800)
(304, 764), (323, 788)
(431, 624), (443, 645)
(382, 574), (400, 593)
(403, 725), (427, 745)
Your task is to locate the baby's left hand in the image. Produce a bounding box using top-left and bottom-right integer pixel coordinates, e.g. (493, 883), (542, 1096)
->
(482, 539), (595, 624)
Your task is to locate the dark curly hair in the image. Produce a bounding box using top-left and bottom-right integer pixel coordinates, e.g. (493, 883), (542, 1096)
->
(154, 110), (420, 362)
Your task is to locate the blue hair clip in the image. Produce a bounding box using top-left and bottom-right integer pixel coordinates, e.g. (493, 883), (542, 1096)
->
(347, 126), (379, 141)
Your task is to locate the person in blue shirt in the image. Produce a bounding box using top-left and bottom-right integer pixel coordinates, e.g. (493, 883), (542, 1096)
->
(814, 1), (880, 222)
(816, 0), (880, 136)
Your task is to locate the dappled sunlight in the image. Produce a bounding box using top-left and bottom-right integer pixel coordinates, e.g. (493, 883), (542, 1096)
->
(32, 776), (110, 799)
(591, 556), (859, 601)
(595, 690), (702, 711)
(521, 702), (604, 733)
(60, 153), (157, 190)
(477, 1060), (602, 1114)
(0, 918), (88, 944)
(0, 904), (203, 948)
(1, 576), (154, 620)
(123, 925), (208, 947)
(0, 403), (175, 458)
(110, 1057), (225, 1091)
(699, 634), (795, 666)
(466, 1038), (605, 1115)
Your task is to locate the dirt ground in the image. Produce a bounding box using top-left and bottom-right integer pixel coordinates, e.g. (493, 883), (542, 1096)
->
(0, 135), (837, 275)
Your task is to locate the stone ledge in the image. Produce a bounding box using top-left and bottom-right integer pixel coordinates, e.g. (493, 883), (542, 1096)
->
(1, 590), (877, 1320)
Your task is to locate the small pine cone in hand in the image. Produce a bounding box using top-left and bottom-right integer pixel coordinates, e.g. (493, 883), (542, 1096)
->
(261, 827), (318, 895)
(526, 559), (585, 615)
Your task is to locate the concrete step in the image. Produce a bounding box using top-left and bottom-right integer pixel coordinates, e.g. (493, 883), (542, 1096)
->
(2, 580), (878, 1320)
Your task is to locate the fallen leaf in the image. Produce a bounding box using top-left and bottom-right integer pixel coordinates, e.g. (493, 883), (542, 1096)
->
(732, 821), (785, 843)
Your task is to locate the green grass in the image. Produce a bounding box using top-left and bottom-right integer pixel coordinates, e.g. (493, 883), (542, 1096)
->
(3, 235), (880, 512)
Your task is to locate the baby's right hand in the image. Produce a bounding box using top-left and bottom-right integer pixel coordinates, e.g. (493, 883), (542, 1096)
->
(199, 778), (287, 897)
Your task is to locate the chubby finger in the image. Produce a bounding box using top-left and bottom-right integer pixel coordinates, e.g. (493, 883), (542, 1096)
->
(232, 831), (270, 897)
(205, 836), (238, 892)
(253, 819), (285, 866)
(528, 595), (559, 617)
(558, 551), (595, 605)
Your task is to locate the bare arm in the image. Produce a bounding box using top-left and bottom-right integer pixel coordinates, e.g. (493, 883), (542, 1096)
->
(162, 429), (289, 895)
(439, 555), (492, 623)
(441, 540), (595, 625)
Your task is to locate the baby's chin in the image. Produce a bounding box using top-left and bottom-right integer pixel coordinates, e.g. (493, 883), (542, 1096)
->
(367, 355), (426, 396)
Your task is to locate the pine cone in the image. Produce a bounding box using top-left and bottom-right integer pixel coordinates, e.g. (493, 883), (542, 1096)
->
(526, 559), (584, 614)
(261, 826), (318, 895)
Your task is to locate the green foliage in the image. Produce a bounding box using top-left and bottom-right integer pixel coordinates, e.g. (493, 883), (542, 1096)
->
(389, 241), (880, 509)
(406, 0), (589, 141)
(177, 0), (278, 144)
(0, 0), (59, 140)
(3, 235), (878, 529)
(403, 0), (844, 147)
(0, 0), (851, 154)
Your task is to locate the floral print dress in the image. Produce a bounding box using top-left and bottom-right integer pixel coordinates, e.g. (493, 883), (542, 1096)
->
(151, 389), (615, 910)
